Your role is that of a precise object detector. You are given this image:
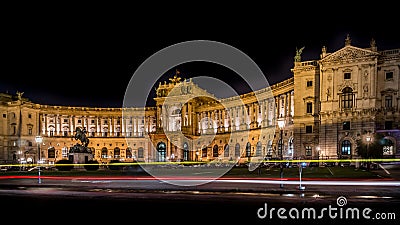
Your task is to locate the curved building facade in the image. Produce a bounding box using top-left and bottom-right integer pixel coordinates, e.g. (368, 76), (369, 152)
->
(1, 36), (399, 166)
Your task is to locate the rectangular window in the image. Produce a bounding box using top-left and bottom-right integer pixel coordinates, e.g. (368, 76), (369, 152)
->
(305, 146), (312, 156)
(385, 95), (393, 108)
(385, 121), (393, 130)
(77, 119), (81, 124)
(91, 119), (95, 124)
(28, 114), (32, 118)
(306, 102), (312, 114)
(305, 125), (312, 133)
(306, 80), (313, 87)
(344, 72), (351, 79)
(138, 148), (144, 158)
(385, 71), (393, 80)
(343, 121), (350, 130)
(64, 119), (68, 123)
(2, 114), (6, 118)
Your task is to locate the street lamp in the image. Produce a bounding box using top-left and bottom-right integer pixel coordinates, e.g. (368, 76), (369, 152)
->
(366, 135), (371, 171)
(316, 146), (321, 167)
(35, 135), (43, 184)
(277, 115), (286, 188)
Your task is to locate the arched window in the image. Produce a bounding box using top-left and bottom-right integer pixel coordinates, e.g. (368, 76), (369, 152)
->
(47, 147), (56, 158)
(126, 147), (132, 158)
(62, 146), (68, 158)
(245, 142), (251, 157)
(341, 140), (351, 155)
(342, 87), (353, 109)
(101, 147), (108, 158)
(256, 142), (262, 156)
(288, 137), (294, 155)
(213, 145), (219, 157)
(278, 139), (283, 156)
(63, 126), (69, 137)
(114, 147), (120, 158)
(156, 142), (166, 162)
(235, 143), (240, 157)
(201, 146), (207, 158)
(183, 142), (189, 161)
(103, 127), (108, 137)
(223, 144), (229, 157)
(267, 140), (273, 156)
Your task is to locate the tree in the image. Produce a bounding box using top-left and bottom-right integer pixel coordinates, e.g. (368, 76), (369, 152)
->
(356, 132), (385, 166)
(84, 160), (100, 171)
(55, 159), (74, 171)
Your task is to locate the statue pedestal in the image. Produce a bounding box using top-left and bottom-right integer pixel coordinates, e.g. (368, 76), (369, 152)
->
(68, 144), (94, 168)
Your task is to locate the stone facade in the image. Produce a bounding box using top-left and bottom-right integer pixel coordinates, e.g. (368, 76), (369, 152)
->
(1, 36), (399, 165)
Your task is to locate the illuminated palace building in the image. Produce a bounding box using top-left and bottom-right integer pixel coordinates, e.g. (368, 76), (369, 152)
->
(1, 36), (399, 165)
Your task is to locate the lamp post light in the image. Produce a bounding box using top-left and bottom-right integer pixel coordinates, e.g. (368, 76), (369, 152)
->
(298, 157), (305, 190)
(277, 115), (286, 188)
(316, 146), (321, 167)
(35, 135), (43, 184)
(366, 135), (371, 171)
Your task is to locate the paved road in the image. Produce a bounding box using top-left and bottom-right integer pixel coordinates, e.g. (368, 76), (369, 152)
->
(0, 177), (399, 224)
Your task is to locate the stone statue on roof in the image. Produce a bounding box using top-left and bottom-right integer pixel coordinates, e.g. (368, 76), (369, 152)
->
(16, 91), (24, 100)
(294, 46), (305, 62)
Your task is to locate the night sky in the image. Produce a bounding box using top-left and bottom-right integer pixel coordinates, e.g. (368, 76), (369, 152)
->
(2, 8), (399, 108)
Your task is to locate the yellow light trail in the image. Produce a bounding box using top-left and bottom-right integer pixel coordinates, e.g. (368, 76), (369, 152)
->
(1, 158), (399, 167)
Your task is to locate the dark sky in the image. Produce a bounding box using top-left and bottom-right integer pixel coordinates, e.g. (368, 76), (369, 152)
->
(2, 8), (399, 108)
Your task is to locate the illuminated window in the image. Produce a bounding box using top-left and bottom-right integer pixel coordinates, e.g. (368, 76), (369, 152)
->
(62, 147), (69, 158)
(383, 139), (394, 155)
(341, 140), (351, 155)
(256, 142), (262, 156)
(267, 140), (273, 156)
(126, 147), (132, 158)
(305, 146), (312, 156)
(183, 143), (189, 161)
(157, 142), (166, 162)
(101, 147), (108, 158)
(288, 138), (293, 155)
(235, 143), (240, 157)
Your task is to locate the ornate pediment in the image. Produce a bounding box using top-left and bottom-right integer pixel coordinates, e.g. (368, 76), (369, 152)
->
(338, 80), (357, 92)
(321, 46), (379, 63)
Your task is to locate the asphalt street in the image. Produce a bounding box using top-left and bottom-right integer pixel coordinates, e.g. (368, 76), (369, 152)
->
(0, 177), (399, 224)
